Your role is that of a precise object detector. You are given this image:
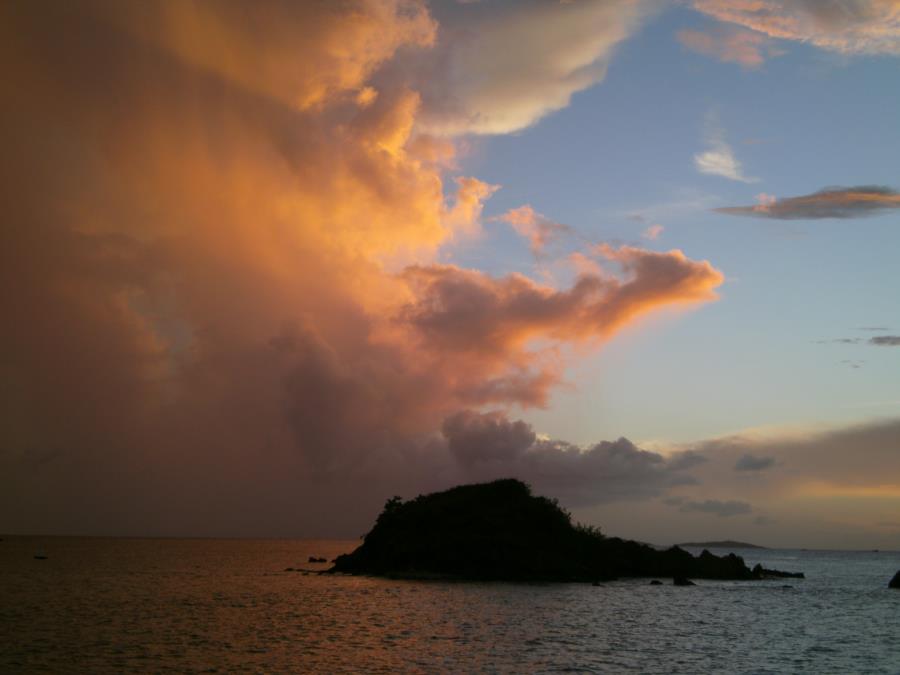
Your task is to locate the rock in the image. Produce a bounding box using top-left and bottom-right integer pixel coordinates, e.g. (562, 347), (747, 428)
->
(284, 567), (294, 572)
(752, 563), (804, 579)
(33, 555), (48, 560)
(649, 580), (663, 585)
(308, 556), (327, 563)
(673, 576), (695, 586)
(889, 571), (900, 589)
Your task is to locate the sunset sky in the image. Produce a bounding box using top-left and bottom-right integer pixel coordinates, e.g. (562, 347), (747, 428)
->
(2, 0), (899, 548)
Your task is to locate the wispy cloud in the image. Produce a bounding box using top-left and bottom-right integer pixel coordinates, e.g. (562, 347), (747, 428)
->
(815, 334), (900, 348)
(694, 114), (758, 183)
(667, 496), (753, 517)
(717, 186), (900, 219)
(495, 205), (572, 257)
(642, 224), (665, 241)
(618, 190), (720, 224)
(870, 336), (900, 347)
(677, 25), (782, 68)
(692, 0), (900, 57)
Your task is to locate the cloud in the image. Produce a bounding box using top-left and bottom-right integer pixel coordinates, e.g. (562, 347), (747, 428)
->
(676, 499), (753, 517)
(394, 0), (655, 135)
(691, 0), (900, 56)
(677, 26), (781, 67)
(816, 334), (900, 347)
(694, 116), (758, 183)
(735, 453), (776, 471)
(0, 0), (728, 537)
(444, 177), (501, 239)
(870, 335), (900, 346)
(813, 337), (861, 344)
(686, 418), (900, 499)
(716, 186), (900, 219)
(443, 410), (536, 466)
(574, 417), (900, 547)
(642, 224), (665, 241)
(495, 205), (572, 256)
(399, 246), (723, 378)
(442, 410), (702, 506)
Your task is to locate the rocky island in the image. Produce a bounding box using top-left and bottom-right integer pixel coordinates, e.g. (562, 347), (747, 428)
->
(331, 479), (802, 582)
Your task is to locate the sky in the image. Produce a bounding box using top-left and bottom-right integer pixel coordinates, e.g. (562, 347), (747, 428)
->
(2, 0), (899, 548)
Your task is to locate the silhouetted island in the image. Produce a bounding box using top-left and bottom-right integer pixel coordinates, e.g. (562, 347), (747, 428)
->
(677, 540), (767, 549)
(330, 479), (802, 582)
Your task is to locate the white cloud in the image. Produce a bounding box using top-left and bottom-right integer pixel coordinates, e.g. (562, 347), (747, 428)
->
(693, 114), (758, 183)
(394, 0), (656, 136)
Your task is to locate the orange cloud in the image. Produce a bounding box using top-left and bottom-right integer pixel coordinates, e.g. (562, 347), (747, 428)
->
(0, 0), (723, 536)
(444, 177), (501, 240)
(495, 205), (572, 256)
(400, 246), (723, 381)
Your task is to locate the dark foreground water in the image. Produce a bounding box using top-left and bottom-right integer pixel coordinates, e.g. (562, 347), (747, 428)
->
(1, 537), (899, 673)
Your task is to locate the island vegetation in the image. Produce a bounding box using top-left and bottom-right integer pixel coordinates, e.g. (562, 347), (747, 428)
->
(331, 479), (802, 582)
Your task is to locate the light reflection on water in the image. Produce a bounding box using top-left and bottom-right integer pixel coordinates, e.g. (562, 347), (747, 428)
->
(1, 537), (899, 673)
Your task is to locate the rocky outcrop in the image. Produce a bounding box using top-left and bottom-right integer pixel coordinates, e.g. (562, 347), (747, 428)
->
(329, 479), (802, 583)
(751, 563), (804, 579)
(889, 571), (900, 589)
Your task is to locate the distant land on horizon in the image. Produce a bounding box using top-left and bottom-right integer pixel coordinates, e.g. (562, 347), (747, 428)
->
(677, 540), (767, 550)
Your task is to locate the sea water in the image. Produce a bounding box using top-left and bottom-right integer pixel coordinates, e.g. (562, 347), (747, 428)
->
(2, 537), (899, 673)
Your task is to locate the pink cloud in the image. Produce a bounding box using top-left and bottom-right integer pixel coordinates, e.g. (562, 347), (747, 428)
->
(692, 0), (900, 56)
(677, 26), (776, 67)
(642, 224), (665, 240)
(495, 205), (572, 256)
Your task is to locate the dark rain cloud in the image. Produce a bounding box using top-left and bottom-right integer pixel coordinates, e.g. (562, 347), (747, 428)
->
(441, 410), (704, 507)
(735, 453), (776, 472)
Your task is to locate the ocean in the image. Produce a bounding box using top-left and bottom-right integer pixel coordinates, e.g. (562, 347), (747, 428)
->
(1, 537), (899, 673)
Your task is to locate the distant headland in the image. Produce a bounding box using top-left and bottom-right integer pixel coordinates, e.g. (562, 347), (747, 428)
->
(330, 479), (801, 583)
(677, 540), (767, 550)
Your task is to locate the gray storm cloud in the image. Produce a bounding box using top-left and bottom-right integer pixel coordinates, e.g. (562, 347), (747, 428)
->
(442, 410), (703, 507)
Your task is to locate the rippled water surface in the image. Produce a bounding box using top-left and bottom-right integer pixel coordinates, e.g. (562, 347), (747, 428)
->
(2, 537), (899, 673)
